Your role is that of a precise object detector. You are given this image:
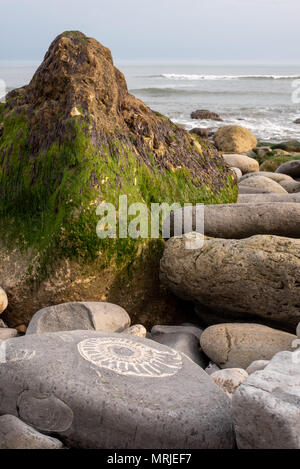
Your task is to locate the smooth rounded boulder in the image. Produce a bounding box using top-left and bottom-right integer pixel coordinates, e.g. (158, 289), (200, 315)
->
(237, 193), (300, 204)
(239, 176), (288, 194)
(214, 125), (257, 153)
(26, 302), (131, 335)
(238, 185), (270, 194)
(164, 203), (300, 239)
(160, 234), (300, 329)
(0, 331), (234, 449)
(0, 287), (8, 314)
(275, 160), (300, 178)
(279, 179), (300, 193)
(239, 171), (293, 184)
(222, 154), (259, 174)
(200, 323), (296, 369)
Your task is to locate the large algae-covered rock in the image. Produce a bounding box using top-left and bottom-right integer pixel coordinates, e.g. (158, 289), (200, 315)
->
(0, 331), (234, 449)
(0, 31), (236, 326)
(160, 234), (300, 330)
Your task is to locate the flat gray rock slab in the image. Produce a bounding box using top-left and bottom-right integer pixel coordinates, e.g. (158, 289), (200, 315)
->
(164, 203), (300, 239)
(0, 415), (64, 449)
(26, 302), (130, 335)
(232, 351), (300, 448)
(0, 331), (234, 449)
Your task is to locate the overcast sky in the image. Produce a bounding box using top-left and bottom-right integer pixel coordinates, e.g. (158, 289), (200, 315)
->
(1, 0), (300, 63)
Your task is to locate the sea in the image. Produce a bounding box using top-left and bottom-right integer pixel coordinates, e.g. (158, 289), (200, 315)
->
(1, 61), (300, 143)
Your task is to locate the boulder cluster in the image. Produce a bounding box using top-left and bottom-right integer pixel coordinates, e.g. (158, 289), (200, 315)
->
(0, 30), (300, 450)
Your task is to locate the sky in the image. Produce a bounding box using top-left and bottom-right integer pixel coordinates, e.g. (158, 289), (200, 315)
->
(0, 0), (300, 63)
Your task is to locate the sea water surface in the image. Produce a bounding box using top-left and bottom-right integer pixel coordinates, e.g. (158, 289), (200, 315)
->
(1, 61), (300, 143)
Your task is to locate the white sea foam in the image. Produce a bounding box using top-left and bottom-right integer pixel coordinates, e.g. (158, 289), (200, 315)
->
(160, 73), (300, 81)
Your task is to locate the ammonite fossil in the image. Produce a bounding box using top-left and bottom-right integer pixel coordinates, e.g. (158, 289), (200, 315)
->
(77, 337), (182, 378)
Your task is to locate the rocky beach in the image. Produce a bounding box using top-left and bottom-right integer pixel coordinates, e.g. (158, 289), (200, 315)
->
(0, 30), (300, 450)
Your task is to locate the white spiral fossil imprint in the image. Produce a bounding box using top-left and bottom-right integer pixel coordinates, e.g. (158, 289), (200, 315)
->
(77, 337), (182, 377)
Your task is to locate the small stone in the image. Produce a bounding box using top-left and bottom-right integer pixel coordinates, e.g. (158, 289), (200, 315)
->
(230, 167), (242, 180)
(70, 106), (81, 117)
(0, 287), (8, 314)
(122, 324), (147, 338)
(16, 324), (27, 334)
(0, 415), (64, 449)
(0, 328), (18, 340)
(211, 368), (248, 397)
(246, 360), (269, 375)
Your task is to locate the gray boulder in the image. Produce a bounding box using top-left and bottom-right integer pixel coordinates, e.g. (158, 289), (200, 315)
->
(237, 193), (300, 204)
(0, 331), (234, 449)
(239, 176), (288, 194)
(0, 415), (64, 449)
(160, 234), (300, 329)
(26, 302), (131, 335)
(151, 325), (207, 368)
(239, 171), (293, 184)
(279, 179), (300, 193)
(275, 160), (300, 178)
(232, 351), (300, 448)
(200, 323), (296, 369)
(164, 203), (300, 239)
(238, 185), (270, 194)
(222, 154), (259, 174)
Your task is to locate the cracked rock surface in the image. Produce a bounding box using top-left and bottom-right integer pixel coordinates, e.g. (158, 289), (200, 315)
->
(199, 323), (296, 369)
(160, 234), (300, 330)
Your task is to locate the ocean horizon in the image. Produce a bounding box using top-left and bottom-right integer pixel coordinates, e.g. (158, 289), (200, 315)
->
(1, 60), (300, 142)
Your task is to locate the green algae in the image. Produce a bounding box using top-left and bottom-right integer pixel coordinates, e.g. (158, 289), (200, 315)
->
(0, 108), (237, 282)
